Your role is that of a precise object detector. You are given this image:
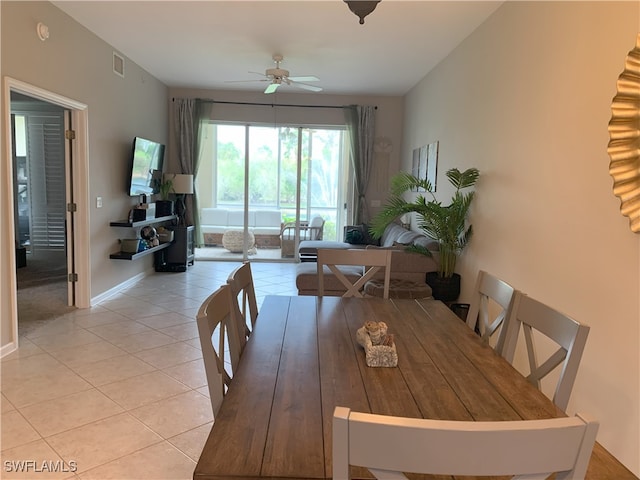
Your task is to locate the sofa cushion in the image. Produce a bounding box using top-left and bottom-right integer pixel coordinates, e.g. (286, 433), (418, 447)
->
(413, 235), (439, 250)
(200, 225), (228, 234)
(364, 278), (433, 299)
(298, 240), (353, 256)
(255, 210), (282, 227)
(201, 208), (228, 226)
(296, 262), (363, 295)
(227, 210), (248, 227)
(365, 246), (438, 283)
(395, 230), (422, 245)
(380, 223), (410, 247)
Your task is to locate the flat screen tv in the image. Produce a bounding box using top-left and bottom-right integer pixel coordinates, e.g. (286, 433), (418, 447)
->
(128, 136), (165, 197)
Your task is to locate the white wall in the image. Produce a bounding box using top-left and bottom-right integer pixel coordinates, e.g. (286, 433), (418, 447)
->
(1, 1), (169, 351)
(403, 1), (639, 474)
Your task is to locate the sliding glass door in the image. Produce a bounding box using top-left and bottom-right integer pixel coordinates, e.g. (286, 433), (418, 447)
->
(196, 123), (349, 261)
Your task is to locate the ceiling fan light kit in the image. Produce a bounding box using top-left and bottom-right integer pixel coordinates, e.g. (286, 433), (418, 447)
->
(344, 0), (381, 25)
(227, 54), (322, 94)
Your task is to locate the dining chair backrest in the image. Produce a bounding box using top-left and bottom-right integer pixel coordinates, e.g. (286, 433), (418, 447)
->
(465, 270), (517, 355)
(501, 291), (590, 411)
(317, 248), (393, 299)
(196, 284), (242, 416)
(227, 262), (258, 352)
(332, 406), (598, 479)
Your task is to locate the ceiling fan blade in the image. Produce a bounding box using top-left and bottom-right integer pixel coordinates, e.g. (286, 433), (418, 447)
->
(290, 81), (323, 92)
(264, 83), (280, 94)
(224, 79), (270, 83)
(287, 75), (319, 82)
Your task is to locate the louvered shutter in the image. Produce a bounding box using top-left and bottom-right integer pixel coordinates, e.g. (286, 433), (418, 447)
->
(25, 113), (66, 251)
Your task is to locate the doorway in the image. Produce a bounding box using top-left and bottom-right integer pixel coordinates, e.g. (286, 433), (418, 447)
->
(2, 77), (91, 358)
(11, 93), (73, 322)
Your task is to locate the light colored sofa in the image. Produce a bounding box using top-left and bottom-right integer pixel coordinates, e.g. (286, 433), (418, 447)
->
(296, 223), (439, 296)
(297, 223), (437, 258)
(200, 208), (282, 248)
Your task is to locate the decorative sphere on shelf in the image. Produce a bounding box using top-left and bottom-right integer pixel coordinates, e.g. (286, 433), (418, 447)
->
(140, 226), (157, 240)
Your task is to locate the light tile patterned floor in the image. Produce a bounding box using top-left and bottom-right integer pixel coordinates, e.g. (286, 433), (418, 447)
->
(1, 260), (298, 480)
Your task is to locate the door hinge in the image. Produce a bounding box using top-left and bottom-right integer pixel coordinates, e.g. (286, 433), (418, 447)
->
(68, 273), (78, 283)
(65, 129), (76, 140)
(67, 203), (77, 212)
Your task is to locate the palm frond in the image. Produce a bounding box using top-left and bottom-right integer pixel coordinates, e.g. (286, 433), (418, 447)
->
(369, 195), (417, 239)
(390, 172), (434, 196)
(446, 168), (480, 190)
(370, 167), (480, 277)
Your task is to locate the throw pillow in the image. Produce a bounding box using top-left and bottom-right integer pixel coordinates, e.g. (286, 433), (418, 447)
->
(345, 228), (365, 244)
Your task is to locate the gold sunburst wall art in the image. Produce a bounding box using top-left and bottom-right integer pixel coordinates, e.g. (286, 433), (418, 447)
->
(608, 33), (640, 233)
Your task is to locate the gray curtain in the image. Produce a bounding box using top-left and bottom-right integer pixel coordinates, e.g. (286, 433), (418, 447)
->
(173, 98), (211, 246)
(344, 105), (376, 225)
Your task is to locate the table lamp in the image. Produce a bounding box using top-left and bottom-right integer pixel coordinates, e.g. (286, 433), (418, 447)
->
(171, 174), (194, 226)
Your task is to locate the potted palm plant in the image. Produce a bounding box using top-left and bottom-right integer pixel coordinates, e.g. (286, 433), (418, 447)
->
(369, 167), (480, 301)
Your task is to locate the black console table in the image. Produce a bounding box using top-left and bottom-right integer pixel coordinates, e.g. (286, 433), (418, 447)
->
(155, 225), (195, 272)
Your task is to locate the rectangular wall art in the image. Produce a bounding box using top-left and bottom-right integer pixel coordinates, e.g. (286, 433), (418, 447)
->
(426, 141), (439, 191)
(412, 141), (439, 192)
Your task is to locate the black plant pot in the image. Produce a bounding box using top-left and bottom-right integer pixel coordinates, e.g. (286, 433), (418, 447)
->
(426, 272), (461, 302)
(155, 200), (174, 217)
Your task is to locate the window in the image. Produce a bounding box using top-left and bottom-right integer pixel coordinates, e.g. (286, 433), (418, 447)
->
(198, 123), (350, 244)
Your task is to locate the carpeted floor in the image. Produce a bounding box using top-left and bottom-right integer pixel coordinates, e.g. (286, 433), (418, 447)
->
(16, 249), (67, 288)
(16, 249), (74, 325)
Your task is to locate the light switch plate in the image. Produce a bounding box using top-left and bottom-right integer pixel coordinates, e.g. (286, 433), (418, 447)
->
(96, 196), (102, 208)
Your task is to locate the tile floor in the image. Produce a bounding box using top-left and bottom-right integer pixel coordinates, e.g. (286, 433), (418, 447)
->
(1, 260), (298, 480)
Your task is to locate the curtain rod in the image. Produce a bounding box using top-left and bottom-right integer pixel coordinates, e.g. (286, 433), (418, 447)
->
(172, 97), (376, 110)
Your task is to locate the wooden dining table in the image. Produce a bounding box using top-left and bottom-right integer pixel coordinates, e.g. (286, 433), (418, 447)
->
(193, 295), (636, 480)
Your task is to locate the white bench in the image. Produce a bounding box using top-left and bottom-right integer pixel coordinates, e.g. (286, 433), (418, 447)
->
(200, 208), (282, 248)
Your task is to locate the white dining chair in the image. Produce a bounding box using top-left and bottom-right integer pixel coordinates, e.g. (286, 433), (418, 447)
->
(317, 248), (393, 299)
(196, 284), (243, 416)
(332, 406), (598, 479)
(501, 291), (590, 411)
(227, 262), (258, 352)
(465, 269), (517, 355)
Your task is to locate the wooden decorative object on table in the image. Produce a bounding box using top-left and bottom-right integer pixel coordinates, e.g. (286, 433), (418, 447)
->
(356, 321), (398, 367)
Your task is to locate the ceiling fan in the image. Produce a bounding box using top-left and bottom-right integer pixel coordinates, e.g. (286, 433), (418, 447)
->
(227, 54), (322, 94)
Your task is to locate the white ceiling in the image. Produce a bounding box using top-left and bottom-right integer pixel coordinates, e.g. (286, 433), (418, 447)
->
(53, 1), (503, 96)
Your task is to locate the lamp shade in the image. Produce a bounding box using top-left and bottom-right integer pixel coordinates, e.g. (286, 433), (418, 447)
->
(169, 174), (194, 194)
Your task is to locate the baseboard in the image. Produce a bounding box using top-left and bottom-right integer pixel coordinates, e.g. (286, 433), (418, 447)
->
(0, 339), (18, 359)
(90, 269), (152, 305)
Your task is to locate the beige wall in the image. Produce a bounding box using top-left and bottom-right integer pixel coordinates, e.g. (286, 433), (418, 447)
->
(403, 1), (639, 474)
(1, 2), (168, 350)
